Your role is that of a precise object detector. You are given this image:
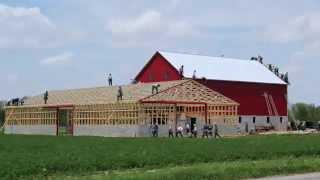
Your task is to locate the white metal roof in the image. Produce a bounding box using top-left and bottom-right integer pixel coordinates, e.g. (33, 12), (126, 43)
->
(159, 51), (286, 85)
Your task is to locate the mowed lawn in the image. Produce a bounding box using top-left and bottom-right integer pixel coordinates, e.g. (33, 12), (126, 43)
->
(1, 134), (320, 179)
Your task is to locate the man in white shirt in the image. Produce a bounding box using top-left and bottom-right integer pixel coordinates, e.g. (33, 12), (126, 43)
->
(176, 126), (183, 137)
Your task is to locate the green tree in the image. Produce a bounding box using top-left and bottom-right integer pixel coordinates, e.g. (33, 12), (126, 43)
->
(288, 108), (295, 122)
(0, 101), (5, 127)
(290, 103), (320, 122)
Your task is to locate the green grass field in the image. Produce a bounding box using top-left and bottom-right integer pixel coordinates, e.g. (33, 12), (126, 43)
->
(1, 134), (320, 179)
(53, 157), (320, 180)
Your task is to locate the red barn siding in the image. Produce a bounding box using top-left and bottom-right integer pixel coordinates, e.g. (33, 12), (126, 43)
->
(197, 80), (287, 116)
(135, 53), (288, 116)
(135, 53), (181, 83)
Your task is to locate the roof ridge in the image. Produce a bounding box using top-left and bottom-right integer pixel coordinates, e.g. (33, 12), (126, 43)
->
(141, 79), (239, 105)
(24, 80), (189, 105)
(159, 51), (249, 62)
(139, 79), (193, 102)
(158, 51), (287, 85)
(46, 80), (187, 94)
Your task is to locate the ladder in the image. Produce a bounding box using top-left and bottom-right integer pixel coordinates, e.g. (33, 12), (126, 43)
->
(263, 92), (273, 116)
(269, 95), (279, 116)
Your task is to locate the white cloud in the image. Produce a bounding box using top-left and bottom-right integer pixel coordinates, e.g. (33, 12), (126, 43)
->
(106, 10), (197, 47)
(108, 10), (162, 35)
(262, 13), (320, 53)
(0, 4), (73, 48)
(166, 21), (195, 38)
(40, 52), (74, 65)
(263, 15), (314, 43)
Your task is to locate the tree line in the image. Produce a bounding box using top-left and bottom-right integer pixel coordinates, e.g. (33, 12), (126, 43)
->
(0, 101), (5, 126)
(289, 103), (320, 122)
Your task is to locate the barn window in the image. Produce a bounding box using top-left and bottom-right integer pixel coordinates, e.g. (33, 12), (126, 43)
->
(267, 117), (270, 123)
(252, 117), (256, 124)
(280, 117), (283, 123)
(238, 116), (242, 124)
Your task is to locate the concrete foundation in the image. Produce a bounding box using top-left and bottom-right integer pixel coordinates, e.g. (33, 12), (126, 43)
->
(238, 115), (288, 133)
(4, 116), (286, 137)
(4, 125), (56, 135)
(73, 123), (239, 137)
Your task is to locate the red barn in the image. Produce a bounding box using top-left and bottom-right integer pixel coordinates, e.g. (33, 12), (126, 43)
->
(135, 51), (288, 132)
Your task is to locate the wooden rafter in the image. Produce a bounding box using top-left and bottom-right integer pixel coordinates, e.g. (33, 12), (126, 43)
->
(141, 80), (238, 106)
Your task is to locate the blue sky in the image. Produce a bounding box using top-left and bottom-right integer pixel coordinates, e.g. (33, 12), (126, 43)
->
(0, 0), (319, 104)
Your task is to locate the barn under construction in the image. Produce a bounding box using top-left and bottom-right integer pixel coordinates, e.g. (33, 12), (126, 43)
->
(4, 80), (239, 137)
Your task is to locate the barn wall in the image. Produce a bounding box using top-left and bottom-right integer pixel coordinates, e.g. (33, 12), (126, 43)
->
(73, 124), (170, 137)
(198, 80), (287, 116)
(238, 116), (288, 132)
(194, 120), (239, 136)
(135, 53), (181, 83)
(4, 125), (56, 135)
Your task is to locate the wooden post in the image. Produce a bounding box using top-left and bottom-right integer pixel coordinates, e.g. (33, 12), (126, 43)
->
(56, 108), (59, 136)
(205, 103), (208, 124)
(71, 107), (74, 136)
(174, 103), (177, 131)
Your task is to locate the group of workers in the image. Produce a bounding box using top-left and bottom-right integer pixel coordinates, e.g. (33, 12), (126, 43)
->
(151, 123), (221, 138)
(179, 65), (198, 80)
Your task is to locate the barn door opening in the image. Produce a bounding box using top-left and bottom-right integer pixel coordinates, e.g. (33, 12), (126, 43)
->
(57, 108), (73, 136)
(190, 117), (197, 131)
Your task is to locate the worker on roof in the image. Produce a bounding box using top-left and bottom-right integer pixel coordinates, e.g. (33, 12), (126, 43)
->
(179, 65), (184, 76)
(152, 84), (160, 94)
(117, 86), (123, 101)
(258, 55), (263, 64)
(44, 91), (49, 104)
(192, 70), (196, 79)
(107, 73), (112, 86)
